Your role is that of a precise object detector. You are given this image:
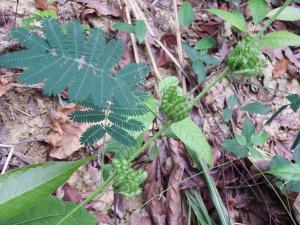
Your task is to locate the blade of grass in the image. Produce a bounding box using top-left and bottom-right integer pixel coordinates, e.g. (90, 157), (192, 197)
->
(185, 189), (215, 225)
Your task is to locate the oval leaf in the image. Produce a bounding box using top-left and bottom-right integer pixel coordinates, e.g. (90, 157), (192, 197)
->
(267, 6), (300, 21)
(259, 31), (300, 48)
(0, 158), (89, 221)
(248, 0), (268, 24)
(179, 1), (194, 26)
(207, 8), (246, 32)
(1, 196), (96, 225)
(170, 117), (212, 166)
(268, 163), (300, 181)
(134, 20), (147, 43)
(240, 102), (272, 114)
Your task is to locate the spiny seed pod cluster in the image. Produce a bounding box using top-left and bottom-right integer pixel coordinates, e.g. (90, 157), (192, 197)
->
(161, 86), (189, 122)
(227, 37), (263, 76)
(112, 159), (148, 197)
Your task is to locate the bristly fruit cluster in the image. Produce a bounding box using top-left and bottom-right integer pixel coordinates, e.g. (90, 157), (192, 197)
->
(112, 159), (148, 196)
(227, 36), (264, 76)
(0, 19), (151, 146)
(161, 86), (189, 122)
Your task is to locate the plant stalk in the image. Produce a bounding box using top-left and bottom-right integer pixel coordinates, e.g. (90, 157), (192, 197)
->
(56, 68), (229, 224)
(56, 173), (116, 225)
(257, 0), (293, 38)
(189, 67), (229, 107)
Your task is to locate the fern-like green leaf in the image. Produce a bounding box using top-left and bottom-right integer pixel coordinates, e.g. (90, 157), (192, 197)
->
(0, 19), (149, 108)
(80, 125), (106, 146)
(0, 50), (49, 68)
(106, 125), (136, 146)
(116, 63), (148, 88)
(109, 114), (143, 131)
(11, 27), (50, 52)
(70, 110), (105, 123)
(70, 100), (146, 146)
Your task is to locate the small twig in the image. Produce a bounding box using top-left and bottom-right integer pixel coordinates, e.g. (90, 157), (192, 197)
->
(124, 3), (140, 63)
(173, 0), (183, 66)
(0, 146), (32, 165)
(1, 144), (14, 174)
(172, 0), (187, 93)
(124, 0), (161, 80)
(1, 100), (32, 117)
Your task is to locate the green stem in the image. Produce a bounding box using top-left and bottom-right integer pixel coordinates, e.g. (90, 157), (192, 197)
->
(128, 121), (172, 162)
(189, 67), (229, 107)
(56, 173), (116, 225)
(257, 0), (293, 38)
(56, 68), (229, 225)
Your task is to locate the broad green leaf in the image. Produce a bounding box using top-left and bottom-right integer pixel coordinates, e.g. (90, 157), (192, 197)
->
(268, 163), (300, 181)
(171, 117), (212, 166)
(0, 158), (89, 221)
(197, 54), (220, 65)
(134, 20), (147, 43)
(293, 147), (300, 163)
(158, 76), (179, 93)
(241, 118), (255, 143)
(223, 139), (248, 158)
(207, 9), (247, 32)
(267, 6), (300, 21)
(286, 94), (300, 113)
(227, 95), (238, 108)
(113, 22), (135, 33)
(250, 131), (269, 145)
(192, 60), (207, 83)
(248, 0), (268, 24)
(223, 108), (233, 122)
(259, 31), (300, 48)
(270, 155), (289, 168)
(235, 134), (248, 146)
(182, 42), (198, 60)
(248, 146), (264, 159)
(240, 102), (272, 114)
(195, 37), (216, 50)
(178, 1), (194, 26)
(1, 196), (96, 225)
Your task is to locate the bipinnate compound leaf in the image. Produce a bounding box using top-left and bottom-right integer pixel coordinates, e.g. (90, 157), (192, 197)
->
(0, 158), (89, 221)
(70, 98), (147, 146)
(0, 19), (149, 108)
(170, 117), (212, 166)
(0, 196), (96, 225)
(207, 9), (246, 32)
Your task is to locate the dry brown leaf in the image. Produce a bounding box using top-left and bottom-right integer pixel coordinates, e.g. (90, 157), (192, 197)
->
(62, 183), (82, 204)
(273, 58), (289, 78)
(0, 78), (11, 96)
(131, 209), (152, 225)
(166, 165), (184, 225)
(46, 103), (88, 159)
(33, 0), (58, 11)
(143, 157), (166, 225)
(0, 9), (14, 29)
(80, 1), (121, 22)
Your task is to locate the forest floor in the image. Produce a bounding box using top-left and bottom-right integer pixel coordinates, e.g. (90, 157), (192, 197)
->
(0, 0), (300, 225)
